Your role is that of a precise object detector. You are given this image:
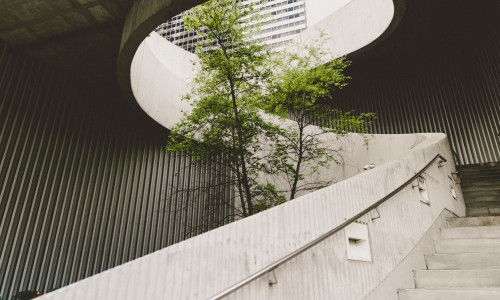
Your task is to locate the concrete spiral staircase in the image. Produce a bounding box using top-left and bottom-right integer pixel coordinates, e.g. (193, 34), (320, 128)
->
(398, 216), (500, 300)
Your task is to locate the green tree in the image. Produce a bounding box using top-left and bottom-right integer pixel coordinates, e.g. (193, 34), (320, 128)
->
(265, 34), (375, 200)
(166, 0), (283, 217)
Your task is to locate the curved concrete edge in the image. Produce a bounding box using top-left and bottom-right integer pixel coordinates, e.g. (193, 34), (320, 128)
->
(130, 32), (444, 188)
(293, 0), (401, 58)
(37, 132), (466, 300)
(131, 33), (195, 129)
(120, 0), (405, 123)
(346, 0), (405, 57)
(117, 0), (206, 109)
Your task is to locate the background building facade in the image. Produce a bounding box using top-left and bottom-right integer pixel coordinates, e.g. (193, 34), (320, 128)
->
(155, 0), (307, 52)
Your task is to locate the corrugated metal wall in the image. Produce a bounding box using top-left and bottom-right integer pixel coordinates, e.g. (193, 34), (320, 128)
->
(331, 2), (500, 166)
(0, 42), (232, 300)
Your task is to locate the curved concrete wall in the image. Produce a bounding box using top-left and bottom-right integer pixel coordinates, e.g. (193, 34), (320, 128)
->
(131, 33), (195, 130)
(129, 0), (400, 129)
(117, 0), (205, 108)
(295, 0), (394, 58)
(130, 31), (431, 198)
(39, 133), (465, 299)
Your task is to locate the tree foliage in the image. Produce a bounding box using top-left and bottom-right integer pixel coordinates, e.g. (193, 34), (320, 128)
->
(166, 0), (280, 217)
(166, 1), (374, 223)
(265, 34), (375, 200)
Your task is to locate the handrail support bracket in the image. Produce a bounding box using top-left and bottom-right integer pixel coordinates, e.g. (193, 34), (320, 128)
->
(268, 270), (278, 286)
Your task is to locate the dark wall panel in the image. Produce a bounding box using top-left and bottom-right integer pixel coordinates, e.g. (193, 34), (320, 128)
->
(333, 2), (500, 165)
(0, 42), (232, 300)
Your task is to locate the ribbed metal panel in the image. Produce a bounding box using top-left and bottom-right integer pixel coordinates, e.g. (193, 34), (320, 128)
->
(0, 42), (232, 300)
(330, 10), (500, 166)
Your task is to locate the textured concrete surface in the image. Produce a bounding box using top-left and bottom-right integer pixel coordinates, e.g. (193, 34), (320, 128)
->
(36, 132), (464, 299)
(364, 210), (453, 300)
(401, 216), (500, 299)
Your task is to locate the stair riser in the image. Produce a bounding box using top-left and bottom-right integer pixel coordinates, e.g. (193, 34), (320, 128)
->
(463, 169), (500, 173)
(399, 289), (500, 300)
(461, 171), (500, 176)
(414, 270), (500, 288)
(461, 171), (500, 175)
(465, 197), (500, 203)
(468, 207), (500, 217)
(435, 239), (500, 254)
(462, 189), (500, 195)
(462, 178), (500, 183)
(447, 216), (500, 227)
(425, 254), (500, 270)
(463, 194), (500, 200)
(441, 227), (500, 239)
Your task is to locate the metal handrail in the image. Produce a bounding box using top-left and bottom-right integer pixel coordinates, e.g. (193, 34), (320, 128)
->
(208, 153), (447, 300)
(451, 148), (462, 179)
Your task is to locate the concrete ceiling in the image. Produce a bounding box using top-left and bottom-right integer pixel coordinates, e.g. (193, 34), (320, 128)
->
(2, 0), (498, 91)
(0, 0), (135, 83)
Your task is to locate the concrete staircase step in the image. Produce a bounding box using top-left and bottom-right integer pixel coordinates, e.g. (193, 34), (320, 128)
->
(462, 164), (500, 171)
(441, 226), (500, 239)
(461, 170), (500, 175)
(462, 177), (500, 182)
(464, 195), (500, 202)
(462, 173), (500, 178)
(414, 269), (500, 289)
(461, 169), (500, 174)
(466, 202), (500, 209)
(462, 186), (500, 193)
(425, 253), (500, 270)
(447, 216), (500, 227)
(399, 211), (500, 299)
(398, 288), (500, 300)
(435, 238), (500, 253)
(467, 206), (500, 217)
(462, 192), (500, 199)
